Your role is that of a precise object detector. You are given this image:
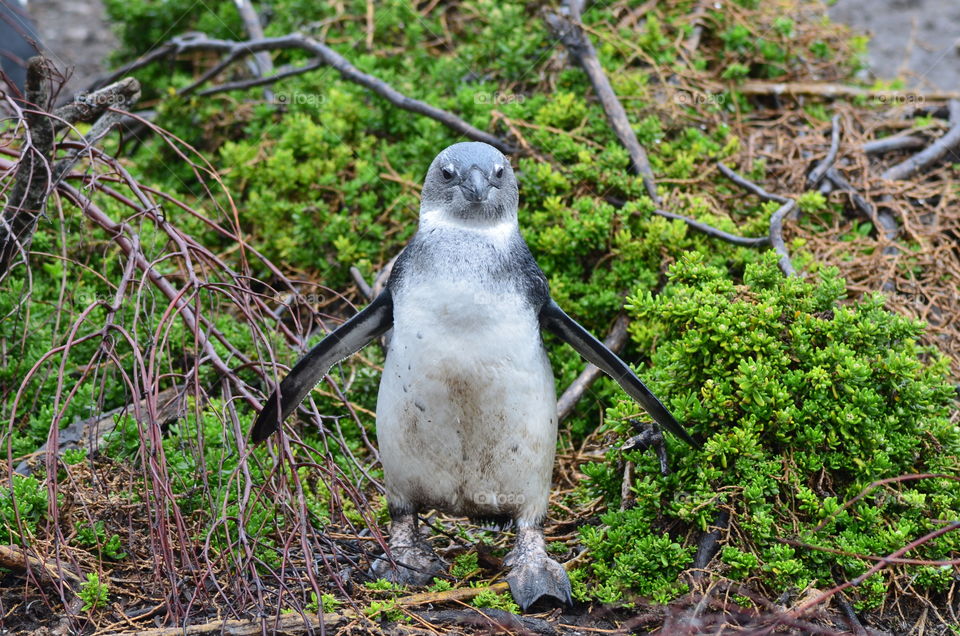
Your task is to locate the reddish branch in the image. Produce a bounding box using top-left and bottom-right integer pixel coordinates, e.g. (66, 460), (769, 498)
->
(0, 61), (142, 277)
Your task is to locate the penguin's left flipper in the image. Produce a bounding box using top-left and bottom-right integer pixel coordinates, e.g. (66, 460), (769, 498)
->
(540, 299), (701, 449)
(251, 289), (394, 443)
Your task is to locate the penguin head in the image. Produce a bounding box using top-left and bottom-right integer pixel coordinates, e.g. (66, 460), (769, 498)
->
(420, 142), (518, 222)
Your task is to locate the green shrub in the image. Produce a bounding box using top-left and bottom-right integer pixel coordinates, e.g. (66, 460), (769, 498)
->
(576, 252), (959, 606)
(0, 474), (48, 544)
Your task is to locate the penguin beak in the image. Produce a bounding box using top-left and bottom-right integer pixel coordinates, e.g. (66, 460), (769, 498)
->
(460, 168), (491, 203)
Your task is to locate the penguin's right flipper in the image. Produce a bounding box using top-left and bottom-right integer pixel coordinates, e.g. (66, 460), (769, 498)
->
(251, 289), (394, 443)
(540, 299), (700, 449)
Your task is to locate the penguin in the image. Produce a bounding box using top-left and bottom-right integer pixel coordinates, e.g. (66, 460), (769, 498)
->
(251, 141), (699, 610)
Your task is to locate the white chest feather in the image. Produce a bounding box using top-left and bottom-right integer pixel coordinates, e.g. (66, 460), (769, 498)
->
(375, 226), (558, 522)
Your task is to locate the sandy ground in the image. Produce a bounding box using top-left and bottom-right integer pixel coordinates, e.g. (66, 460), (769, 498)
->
(829, 0), (960, 92)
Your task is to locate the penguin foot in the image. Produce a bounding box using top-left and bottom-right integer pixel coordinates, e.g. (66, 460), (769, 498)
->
(505, 551), (572, 611)
(370, 542), (446, 586)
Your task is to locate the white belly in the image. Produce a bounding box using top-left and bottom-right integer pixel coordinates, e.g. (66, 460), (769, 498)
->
(375, 279), (557, 523)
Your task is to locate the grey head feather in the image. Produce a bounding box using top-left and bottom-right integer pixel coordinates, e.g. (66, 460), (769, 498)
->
(420, 142), (518, 222)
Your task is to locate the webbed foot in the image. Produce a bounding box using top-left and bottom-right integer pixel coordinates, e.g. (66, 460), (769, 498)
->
(370, 541), (446, 586)
(368, 511), (445, 586)
(505, 551), (572, 610)
(504, 524), (572, 611)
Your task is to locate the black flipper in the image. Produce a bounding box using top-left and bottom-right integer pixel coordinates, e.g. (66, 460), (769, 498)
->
(251, 289), (394, 443)
(540, 299), (700, 449)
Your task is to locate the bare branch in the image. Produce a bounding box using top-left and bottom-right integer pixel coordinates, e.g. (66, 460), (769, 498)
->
(860, 134), (925, 155)
(0, 56), (54, 276)
(52, 76), (140, 131)
(110, 33), (514, 154)
(882, 99), (960, 181)
(544, 9), (660, 204)
(737, 81), (960, 102)
(717, 163), (791, 204)
(197, 59), (323, 97)
(806, 114), (841, 188)
(653, 207), (769, 247)
(52, 85), (142, 185)
(769, 199), (798, 277)
(232, 0), (274, 79)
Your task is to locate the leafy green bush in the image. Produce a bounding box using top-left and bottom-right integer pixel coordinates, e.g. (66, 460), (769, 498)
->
(0, 474), (48, 544)
(576, 252), (959, 607)
(79, 572), (110, 612)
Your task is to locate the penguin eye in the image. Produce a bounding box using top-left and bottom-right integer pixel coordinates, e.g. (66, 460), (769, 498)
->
(441, 165), (456, 181)
(494, 165), (504, 179)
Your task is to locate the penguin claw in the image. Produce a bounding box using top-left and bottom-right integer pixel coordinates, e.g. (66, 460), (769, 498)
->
(370, 543), (446, 586)
(505, 554), (572, 611)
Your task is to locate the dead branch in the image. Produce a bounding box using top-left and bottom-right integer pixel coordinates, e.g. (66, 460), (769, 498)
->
(51, 76), (140, 132)
(778, 537), (960, 567)
(350, 266), (374, 301)
(806, 114), (841, 188)
(717, 163), (791, 204)
(544, 6), (660, 204)
(415, 609), (557, 635)
(654, 207), (770, 246)
(785, 521), (960, 625)
(692, 509), (730, 573)
(682, 0), (710, 57)
(103, 33), (514, 154)
(605, 195), (769, 246)
(769, 199), (798, 277)
(836, 595), (868, 636)
(716, 162), (800, 275)
(861, 134), (925, 155)
(14, 385), (189, 476)
(882, 99), (960, 181)
(54, 182), (263, 409)
(737, 81), (960, 102)
(394, 581), (511, 607)
(557, 314), (629, 422)
(0, 57), (53, 276)
(126, 612), (352, 636)
(196, 59), (323, 96)
(0, 544), (83, 589)
(232, 0), (274, 80)
(823, 168), (881, 227)
(52, 83), (142, 185)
